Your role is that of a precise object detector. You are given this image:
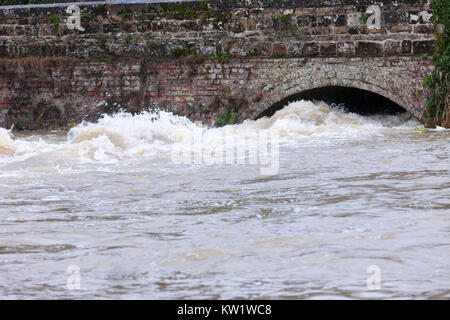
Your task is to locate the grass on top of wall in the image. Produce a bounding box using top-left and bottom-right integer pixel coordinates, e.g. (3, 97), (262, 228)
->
(0, 0), (99, 5)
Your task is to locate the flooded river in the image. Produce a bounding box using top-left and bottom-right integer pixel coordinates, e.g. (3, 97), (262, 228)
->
(0, 100), (449, 299)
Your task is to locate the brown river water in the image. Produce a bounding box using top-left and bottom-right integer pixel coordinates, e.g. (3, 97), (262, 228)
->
(0, 100), (449, 299)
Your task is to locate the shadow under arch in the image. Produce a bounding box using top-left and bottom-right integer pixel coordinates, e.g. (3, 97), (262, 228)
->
(256, 86), (407, 120)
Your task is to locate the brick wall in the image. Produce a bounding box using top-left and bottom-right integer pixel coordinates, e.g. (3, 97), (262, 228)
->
(0, 0), (436, 128)
(0, 0), (436, 59)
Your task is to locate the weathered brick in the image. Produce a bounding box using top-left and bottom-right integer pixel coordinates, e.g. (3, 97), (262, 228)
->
(103, 23), (120, 33)
(271, 43), (287, 57)
(0, 45), (9, 57)
(302, 42), (319, 57)
(413, 40), (437, 55)
(355, 42), (384, 57)
(414, 25), (434, 34)
(320, 42), (336, 56)
(295, 16), (310, 27)
(0, 25), (14, 36)
(384, 40), (401, 55)
(401, 40), (412, 54)
(317, 16), (332, 27)
(334, 15), (346, 27)
(337, 42), (354, 57)
(390, 25), (412, 33)
(334, 27), (349, 34)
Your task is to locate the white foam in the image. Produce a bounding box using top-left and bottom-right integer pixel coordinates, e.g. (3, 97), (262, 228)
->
(0, 100), (422, 167)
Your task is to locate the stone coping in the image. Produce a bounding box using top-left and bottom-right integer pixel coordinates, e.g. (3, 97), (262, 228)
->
(0, 0), (202, 10)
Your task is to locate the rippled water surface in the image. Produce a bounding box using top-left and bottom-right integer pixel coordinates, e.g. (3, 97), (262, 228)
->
(0, 100), (449, 299)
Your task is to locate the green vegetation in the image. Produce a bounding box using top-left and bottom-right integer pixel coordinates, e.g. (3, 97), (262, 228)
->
(124, 34), (132, 45)
(99, 35), (107, 49)
(1, 0), (98, 4)
(171, 47), (196, 58)
(215, 113), (238, 127)
(80, 11), (92, 25)
(359, 13), (368, 25)
(290, 23), (299, 37)
(280, 14), (299, 36)
(205, 50), (231, 64)
(219, 50), (230, 64)
(118, 8), (133, 21)
(47, 14), (60, 29)
(423, 0), (449, 128)
(213, 11), (232, 25)
(281, 14), (291, 28)
(231, 24), (245, 33)
(138, 11), (147, 21)
(161, 2), (208, 20)
(158, 2), (231, 30)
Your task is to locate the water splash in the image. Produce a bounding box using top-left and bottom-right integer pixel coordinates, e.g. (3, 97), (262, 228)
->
(0, 100), (421, 166)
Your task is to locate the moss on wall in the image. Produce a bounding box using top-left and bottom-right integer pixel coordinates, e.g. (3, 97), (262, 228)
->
(423, 0), (449, 128)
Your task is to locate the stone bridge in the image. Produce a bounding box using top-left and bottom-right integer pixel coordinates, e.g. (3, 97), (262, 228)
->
(0, 0), (436, 129)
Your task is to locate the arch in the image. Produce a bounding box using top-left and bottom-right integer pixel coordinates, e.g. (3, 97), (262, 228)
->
(256, 85), (407, 120)
(247, 57), (431, 122)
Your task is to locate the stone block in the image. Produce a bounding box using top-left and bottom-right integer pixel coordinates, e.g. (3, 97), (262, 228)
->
(401, 40), (412, 54)
(355, 42), (383, 57)
(337, 42), (354, 57)
(413, 40), (437, 55)
(384, 40), (401, 55)
(320, 42), (336, 56)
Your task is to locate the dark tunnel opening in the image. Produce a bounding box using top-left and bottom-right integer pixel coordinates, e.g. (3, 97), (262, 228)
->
(257, 86), (407, 119)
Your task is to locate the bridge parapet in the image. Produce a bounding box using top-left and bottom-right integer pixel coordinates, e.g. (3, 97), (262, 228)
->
(0, 0), (436, 59)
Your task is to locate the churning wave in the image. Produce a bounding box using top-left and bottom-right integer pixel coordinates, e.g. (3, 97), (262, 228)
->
(0, 100), (422, 166)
